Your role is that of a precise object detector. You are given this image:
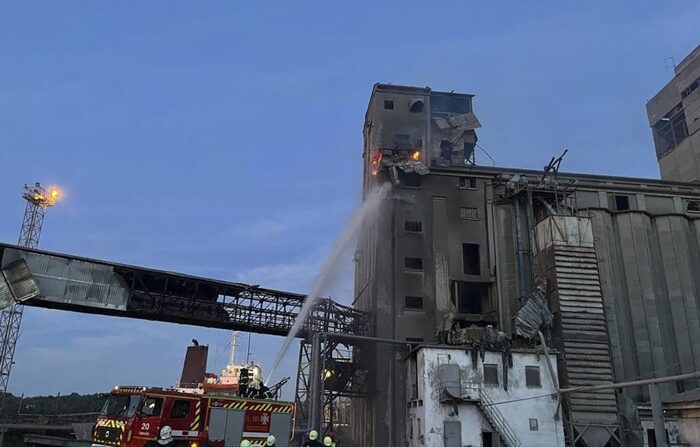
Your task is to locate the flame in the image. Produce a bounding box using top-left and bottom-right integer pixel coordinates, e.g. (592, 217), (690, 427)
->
(370, 151), (383, 176)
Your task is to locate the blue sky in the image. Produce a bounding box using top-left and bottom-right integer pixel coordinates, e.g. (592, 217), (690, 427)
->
(0, 1), (697, 398)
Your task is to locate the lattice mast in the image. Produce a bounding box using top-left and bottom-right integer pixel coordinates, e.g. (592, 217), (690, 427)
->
(0, 183), (60, 408)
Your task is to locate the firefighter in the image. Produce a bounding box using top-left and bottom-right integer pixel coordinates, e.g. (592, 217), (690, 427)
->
(265, 435), (276, 446)
(303, 430), (322, 447)
(323, 436), (333, 446)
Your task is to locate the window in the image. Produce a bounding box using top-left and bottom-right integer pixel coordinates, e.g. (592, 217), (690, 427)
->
(451, 281), (488, 314)
(140, 397), (163, 417)
(529, 418), (539, 431)
(460, 207), (479, 220)
(653, 110), (689, 157)
(687, 200), (700, 212)
(383, 99), (394, 110)
(458, 177), (477, 189)
(405, 220), (423, 232)
(483, 364), (498, 385)
(409, 99), (424, 113)
(614, 195), (630, 211)
(170, 400), (191, 419)
(405, 296), (424, 310)
(403, 173), (422, 188)
(405, 257), (423, 270)
(462, 243), (480, 275)
(430, 93), (472, 114)
(525, 366), (541, 387)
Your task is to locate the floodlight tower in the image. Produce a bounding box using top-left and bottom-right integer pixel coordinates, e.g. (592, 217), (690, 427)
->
(0, 183), (60, 403)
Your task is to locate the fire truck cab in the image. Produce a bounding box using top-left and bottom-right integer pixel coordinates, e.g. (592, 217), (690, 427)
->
(92, 386), (295, 447)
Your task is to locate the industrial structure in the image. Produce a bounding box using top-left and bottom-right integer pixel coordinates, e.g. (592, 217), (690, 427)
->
(647, 45), (700, 182)
(0, 183), (59, 408)
(353, 82), (700, 446)
(3, 46), (700, 446)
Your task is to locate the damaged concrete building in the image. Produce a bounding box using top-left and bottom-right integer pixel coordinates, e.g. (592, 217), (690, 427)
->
(352, 83), (700, 446)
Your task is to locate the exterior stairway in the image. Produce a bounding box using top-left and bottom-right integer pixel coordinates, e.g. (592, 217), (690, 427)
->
(478, 388), (522, 447)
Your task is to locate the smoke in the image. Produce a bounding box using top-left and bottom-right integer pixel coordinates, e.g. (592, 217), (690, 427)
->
(266, 182), (392, 383)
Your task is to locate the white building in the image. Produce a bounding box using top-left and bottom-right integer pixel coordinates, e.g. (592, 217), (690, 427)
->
(407, 346), (565, 447)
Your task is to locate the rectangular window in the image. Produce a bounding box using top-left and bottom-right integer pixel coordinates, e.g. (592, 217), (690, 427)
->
(460, 207), (479, 220)
(614, 195), (630, 211)
(405, 220), (423, 232)
(483, 364), (498, 385)
(403, 173), (422, 187)
(525, 366), (541, 388)
(687, 200), (700, 212)
(384, 99), (394, 110)
(140, 397), (163, 417)
(529, 418), (539, 431)
(404, 296), (424, 310)
(462, 243), (481, 275)
(170, 400), (191, 419)
(458, 177), (477, 189)
(451, 281), (488, 314)
(405, 257), (423, 270)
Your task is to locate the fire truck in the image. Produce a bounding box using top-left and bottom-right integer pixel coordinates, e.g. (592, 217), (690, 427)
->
(91, 386), (295, 447)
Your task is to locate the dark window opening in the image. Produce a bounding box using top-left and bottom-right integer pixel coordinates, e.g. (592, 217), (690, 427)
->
(458, 177), (477, 189)
(405, 296), (424, 310)
(482, 432), (494, 447)
(409, 99), (424, 113)
(483, 364), (498, 385)
(687, 200), (700, 212)
(405, 220), (423, 232)
(403, 173), (422, 188)
(451, 281), (489, 314)
(170, 400), (191, 419)
(682, 78), (699, 98)
(653, 110), (689, 157)
(405, 257), (423, 270)
(383, 100), (394, 110)
(440, 140), (453, 160)
(647, 428), (671, 447)
(525, 366), (541, 387)
(140, 397), (163, 417)
(462, 243), (481, 275)
(614, 195), (630, 211)
(430, 93), (472, 114)
(529, 419), (539, 431)
(460, 207), (479, 220)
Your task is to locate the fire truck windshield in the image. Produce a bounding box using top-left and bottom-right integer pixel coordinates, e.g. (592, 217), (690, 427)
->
(100, 394), (141, 418)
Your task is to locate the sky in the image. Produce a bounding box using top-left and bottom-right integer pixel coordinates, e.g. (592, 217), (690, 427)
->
(0, 1), (698, 398)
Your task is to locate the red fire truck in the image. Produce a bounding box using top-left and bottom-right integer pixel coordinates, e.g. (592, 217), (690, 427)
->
(91, 386), (295, 447)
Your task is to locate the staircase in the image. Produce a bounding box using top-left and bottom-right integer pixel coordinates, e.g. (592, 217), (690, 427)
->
(478, 388), (522, 447)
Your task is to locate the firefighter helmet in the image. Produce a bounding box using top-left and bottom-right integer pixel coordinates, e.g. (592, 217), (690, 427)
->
(157, 426), (173, 445)
(323, 436), (333, 446)
(265, 435), (276, 445)
(240, 441), (251, 447)
(309, 430), (319, 440)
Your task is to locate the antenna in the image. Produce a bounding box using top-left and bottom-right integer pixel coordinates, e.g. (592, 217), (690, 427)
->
(664, 56), (676, 70)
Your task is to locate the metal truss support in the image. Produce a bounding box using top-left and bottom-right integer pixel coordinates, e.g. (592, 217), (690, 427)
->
(0, 184), (55, 413)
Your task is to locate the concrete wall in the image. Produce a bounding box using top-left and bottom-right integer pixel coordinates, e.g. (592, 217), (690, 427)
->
(407, 347), (564, 447)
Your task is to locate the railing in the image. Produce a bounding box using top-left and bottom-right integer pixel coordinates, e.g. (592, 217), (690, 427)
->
(478, 388), (522, 447)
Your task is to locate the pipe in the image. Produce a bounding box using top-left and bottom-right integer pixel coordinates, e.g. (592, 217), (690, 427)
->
(558, 370), (700, 394)
(513, 197), (528, 297)
(649, 383), (669, 447)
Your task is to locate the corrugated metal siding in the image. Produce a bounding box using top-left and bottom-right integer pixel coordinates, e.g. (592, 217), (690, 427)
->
(547, 245), (619, 424)
(590, 211), (700, 400)
(0, 248), (129, 310)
